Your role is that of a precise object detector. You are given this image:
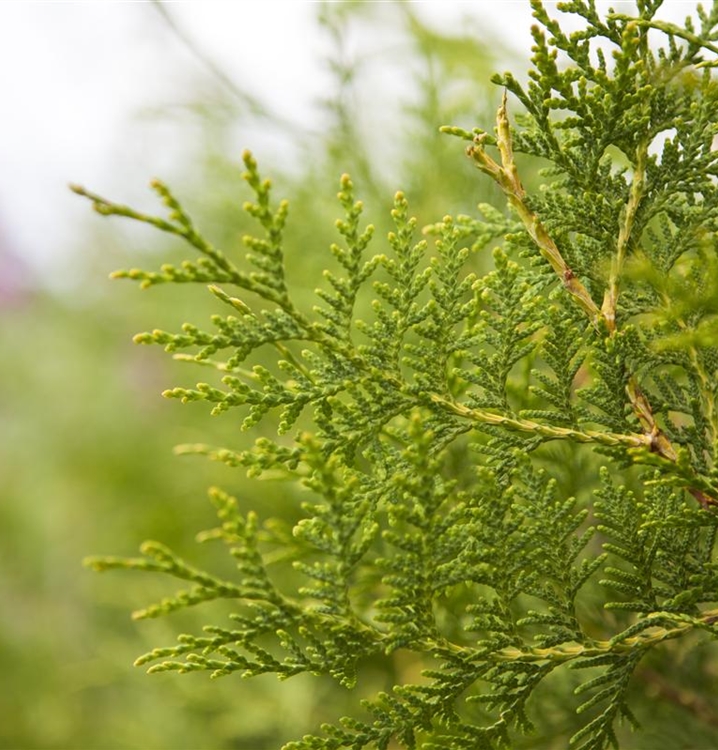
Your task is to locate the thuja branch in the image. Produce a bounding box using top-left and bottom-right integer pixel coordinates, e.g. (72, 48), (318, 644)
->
(464, 94), (602, 325)
(608, 15), (718, 58)
(70, 182), (249, 291)
(72, 164), (716, 502)
(601, 141), (647, 334)
(460, 95), (718, 508)
(78, 5), (718, 748)
(430, 393), (649, 450)
(490, 608), (718, 664)
(72, 156), (302, 312)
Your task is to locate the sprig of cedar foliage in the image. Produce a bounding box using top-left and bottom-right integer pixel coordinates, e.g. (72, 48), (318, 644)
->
(77, 2), (718, 748)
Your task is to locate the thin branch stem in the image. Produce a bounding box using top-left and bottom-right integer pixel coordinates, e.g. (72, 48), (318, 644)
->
(430, 393), (650, 449)
(149, 0), (293, 130)
(423, 609), (718, 664)
(601, 140), (647, 333)
(467, 93), (602, 325)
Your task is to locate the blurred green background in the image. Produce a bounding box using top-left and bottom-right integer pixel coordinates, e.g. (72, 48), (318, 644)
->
(0, 5), (505, 748)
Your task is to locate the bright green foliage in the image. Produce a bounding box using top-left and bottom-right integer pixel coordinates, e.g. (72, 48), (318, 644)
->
(78, 2), (718, 748)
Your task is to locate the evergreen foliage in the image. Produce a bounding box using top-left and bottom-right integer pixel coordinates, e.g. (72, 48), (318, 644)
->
(76, 2), (718, 747)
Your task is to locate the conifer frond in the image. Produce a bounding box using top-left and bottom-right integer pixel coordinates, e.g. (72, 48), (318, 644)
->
(79, 1), (718, 747)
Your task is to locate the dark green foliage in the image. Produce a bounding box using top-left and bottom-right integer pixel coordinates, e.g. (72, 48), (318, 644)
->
(78, 2), (718, 748)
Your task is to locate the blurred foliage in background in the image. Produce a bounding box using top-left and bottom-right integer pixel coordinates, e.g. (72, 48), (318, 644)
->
(0, 5), (509, 749)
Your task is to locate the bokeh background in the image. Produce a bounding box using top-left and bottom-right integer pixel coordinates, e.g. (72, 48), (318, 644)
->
(2, 3), (715, 750)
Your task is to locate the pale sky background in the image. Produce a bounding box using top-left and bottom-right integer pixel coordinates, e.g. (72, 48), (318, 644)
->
(0, 1), (699, 287)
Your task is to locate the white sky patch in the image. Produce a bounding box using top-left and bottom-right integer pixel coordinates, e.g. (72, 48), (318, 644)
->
(0, 2), (707, 285)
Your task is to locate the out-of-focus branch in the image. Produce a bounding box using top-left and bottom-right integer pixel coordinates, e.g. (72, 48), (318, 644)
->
(150, 0), (292, 129)
(637, 667), (718, 730)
